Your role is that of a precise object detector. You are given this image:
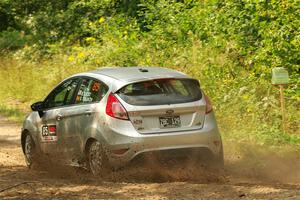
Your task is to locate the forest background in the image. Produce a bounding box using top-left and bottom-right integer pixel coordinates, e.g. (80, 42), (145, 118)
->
(0, 0), (299, 149)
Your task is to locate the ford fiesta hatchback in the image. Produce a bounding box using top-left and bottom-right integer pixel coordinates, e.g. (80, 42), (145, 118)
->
(21, 67), (223, 175)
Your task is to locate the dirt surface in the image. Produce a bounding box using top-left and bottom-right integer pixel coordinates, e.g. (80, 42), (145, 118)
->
(0, 116), (300, 200)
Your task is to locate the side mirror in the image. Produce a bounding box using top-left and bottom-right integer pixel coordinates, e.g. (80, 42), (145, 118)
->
(31, 101), (44, 111)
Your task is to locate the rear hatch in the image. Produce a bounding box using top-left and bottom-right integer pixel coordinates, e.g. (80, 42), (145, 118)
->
(116, 78), (206, 134)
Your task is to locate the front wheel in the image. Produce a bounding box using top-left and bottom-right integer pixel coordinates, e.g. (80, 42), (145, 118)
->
(24, 134), (39, 168)
(88, 141), (109, 176)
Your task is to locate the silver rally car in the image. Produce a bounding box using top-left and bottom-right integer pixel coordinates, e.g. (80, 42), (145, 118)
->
(21, 67), (223, 175)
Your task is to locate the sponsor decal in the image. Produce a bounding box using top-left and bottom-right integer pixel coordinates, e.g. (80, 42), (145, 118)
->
(92, 82), (101, 92)
(133, 119), (143, 124)
(41, 125), (57, 142)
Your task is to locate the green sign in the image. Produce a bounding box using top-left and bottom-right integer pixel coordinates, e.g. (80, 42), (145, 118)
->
(271, 67), (289, 85)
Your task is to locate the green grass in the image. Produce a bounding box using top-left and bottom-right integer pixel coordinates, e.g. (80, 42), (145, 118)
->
(0, 103), (25, 123)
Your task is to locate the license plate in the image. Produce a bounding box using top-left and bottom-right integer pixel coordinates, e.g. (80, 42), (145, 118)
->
(159, 116), (181, 128)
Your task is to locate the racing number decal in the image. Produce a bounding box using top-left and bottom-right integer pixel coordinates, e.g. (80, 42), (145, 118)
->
(41, 125), (57, 142)
(42, 126), (49, 136)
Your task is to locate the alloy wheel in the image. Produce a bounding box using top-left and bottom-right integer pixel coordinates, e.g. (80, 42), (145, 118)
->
(24, 134), (34, 167)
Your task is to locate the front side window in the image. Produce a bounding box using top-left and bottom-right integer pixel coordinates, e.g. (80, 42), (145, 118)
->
(75, 79), (108, 104)
(117, 78), (202, 105)
(44, 78), (80, 109)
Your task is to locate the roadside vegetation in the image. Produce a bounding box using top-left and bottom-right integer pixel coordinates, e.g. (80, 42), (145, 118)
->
(0, 0), (299, 148)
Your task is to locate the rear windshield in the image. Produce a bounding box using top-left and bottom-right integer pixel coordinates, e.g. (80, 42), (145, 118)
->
(117, 79), (202, 105)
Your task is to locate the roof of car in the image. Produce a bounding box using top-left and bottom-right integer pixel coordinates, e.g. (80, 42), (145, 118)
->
(89, 67), (189, 82)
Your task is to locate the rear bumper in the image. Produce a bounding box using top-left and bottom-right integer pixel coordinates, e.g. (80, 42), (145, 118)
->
(103, 112), (222, 166)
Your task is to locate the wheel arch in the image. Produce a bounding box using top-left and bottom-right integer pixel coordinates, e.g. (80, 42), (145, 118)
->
(82, 126), (108, 156)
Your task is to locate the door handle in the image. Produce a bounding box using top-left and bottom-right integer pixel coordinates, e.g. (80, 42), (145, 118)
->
(56, 114), (63, 121)
(84, 110), (92, 116)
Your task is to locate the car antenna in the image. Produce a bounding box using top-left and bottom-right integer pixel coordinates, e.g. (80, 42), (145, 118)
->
(139, 68), (148, 72)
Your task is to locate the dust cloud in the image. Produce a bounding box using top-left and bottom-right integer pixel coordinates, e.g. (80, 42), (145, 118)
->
(35, 143), (300, 185)
(224, 142), (300, 184)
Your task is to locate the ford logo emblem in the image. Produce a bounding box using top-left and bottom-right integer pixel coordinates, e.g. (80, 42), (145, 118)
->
(166, 110), (174, 115)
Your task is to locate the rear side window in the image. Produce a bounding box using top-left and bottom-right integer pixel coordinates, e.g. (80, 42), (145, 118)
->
(44, 78), (80, 109)
(117, 79), (202, 105)
(75, 79), (108, 104)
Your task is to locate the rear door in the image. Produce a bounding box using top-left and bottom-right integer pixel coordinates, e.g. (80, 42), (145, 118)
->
(116, 78), (206, 134)
(66, 77), (109, 156)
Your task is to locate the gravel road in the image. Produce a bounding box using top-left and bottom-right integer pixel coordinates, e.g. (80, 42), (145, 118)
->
(0, 116), (299, 200)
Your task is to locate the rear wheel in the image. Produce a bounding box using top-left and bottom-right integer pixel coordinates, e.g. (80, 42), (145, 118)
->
(207, 147), (224, 170)
(194, 147), (224, 170)
(88, 141), (109, 176)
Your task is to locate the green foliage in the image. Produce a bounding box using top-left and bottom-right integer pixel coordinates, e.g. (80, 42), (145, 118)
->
(0, 104), (24, 122)
(0, 30), (27, 51)
(213, 1), (300, 73)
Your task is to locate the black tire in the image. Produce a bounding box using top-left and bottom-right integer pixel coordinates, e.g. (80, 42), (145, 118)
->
(87, 141), (109, 176)
(213, 148), (224, 169)
(207, 147), (224, 170)
(23, 134), (39, 169)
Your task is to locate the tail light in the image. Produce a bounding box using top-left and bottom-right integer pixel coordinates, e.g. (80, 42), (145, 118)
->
(204, 94), (213, 114)
(106, 93), (129, 120)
